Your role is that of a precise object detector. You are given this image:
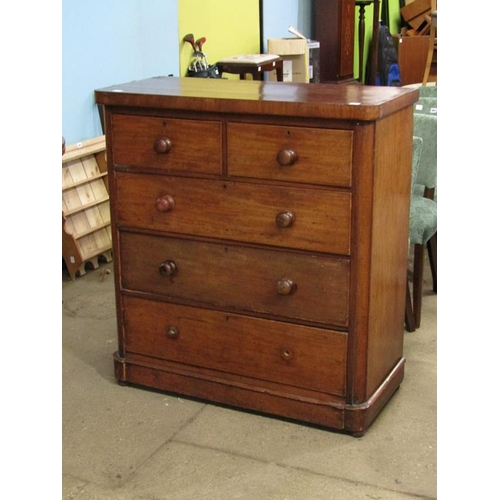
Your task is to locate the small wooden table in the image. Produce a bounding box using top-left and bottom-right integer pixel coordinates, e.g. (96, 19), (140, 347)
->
(216, 57), (283, 81)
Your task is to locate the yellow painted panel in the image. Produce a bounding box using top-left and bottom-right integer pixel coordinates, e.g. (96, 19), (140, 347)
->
(178, 0), (260, 79)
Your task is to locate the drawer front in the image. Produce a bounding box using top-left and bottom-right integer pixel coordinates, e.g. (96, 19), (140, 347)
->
(115, 173), (351, 255)
(111, 114), (222, 174)
(227, 122), (353, 187)
(122, 296), (347, 396)
(120, 233), (350, 327)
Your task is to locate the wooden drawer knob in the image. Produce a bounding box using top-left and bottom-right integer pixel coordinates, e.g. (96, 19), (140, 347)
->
(281, 348), (294, 361)
(154, 137), (172, 154)
(276, 210), (295, 228)
(166, 326), (179, 339)
(276, 149), (297, 166)
(155, 195), (175, 213)
(159, 260), (178, 277)
(276, 278), (297, 295)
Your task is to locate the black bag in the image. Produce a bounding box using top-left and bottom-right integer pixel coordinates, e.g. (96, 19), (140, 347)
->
(186, 65), (221, 79)
(367, 23), (402, 86)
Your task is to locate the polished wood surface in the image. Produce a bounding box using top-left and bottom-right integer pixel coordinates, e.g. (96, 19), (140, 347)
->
(227, 122), (353, 187)
(114, 173), (352, 254)
(96, 77), (418, 435)
(122, 296), (347, 396)
(112, 114), (222, 174)
(95, 76), (418, 120)
(120, 232), (350, 326)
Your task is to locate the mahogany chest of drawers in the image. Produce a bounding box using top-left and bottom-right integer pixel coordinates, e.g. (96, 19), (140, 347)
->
(95, 77), (418, 435)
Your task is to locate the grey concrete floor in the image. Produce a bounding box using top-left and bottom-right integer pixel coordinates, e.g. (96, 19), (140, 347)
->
(62, 258), (437, 500)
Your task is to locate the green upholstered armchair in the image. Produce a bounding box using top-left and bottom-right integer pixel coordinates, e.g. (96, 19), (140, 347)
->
(418, 85), (437, 98)
(414, 97), (437, 117)
(406, 112), (437, 332)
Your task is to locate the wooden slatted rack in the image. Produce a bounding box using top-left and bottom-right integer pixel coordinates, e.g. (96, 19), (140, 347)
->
(62, 136), (113, 279)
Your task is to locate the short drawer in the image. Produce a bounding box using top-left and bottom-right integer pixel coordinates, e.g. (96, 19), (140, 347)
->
(227, 122), (353, 187)
(111, 114), (222, 174)
(120, 233), (350, 327)
(122, 296), (348, 397)
(115, 173), (351, 255)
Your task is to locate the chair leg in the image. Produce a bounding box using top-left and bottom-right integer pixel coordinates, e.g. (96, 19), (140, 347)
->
(405, 278), (416, 332)
(413, 243), (425, 329)
(427, 231), (437, 293)
(422, 20), (437, 85)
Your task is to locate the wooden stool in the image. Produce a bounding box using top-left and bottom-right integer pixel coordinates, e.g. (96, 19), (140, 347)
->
(422, 9), (437, 85)
(216, 56), (284, 82)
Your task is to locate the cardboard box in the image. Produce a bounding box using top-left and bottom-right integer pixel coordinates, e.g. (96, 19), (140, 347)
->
(268, 37), (308, 83)
(268, 27), (319, 83)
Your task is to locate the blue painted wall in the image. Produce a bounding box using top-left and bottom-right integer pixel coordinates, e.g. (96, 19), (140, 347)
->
(62, 1), (408, 144)
(62, 0), (312, 145)
(62, 0), (178, 144)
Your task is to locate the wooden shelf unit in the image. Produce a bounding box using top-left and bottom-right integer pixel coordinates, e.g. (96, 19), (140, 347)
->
(62, 135), (113, 279)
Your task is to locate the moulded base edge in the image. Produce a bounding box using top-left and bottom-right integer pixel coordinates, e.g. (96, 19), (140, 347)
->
(113, 352), (404, 436)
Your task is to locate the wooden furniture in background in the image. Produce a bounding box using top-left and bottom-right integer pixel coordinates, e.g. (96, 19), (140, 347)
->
(62, 136), (113, 279)
(355, 0), (374, 83)
(314, 0), (356, 83)
(422, 8), (437, 85)
(400, 0), (432, 33)
(95, 77), (418, 436)
(393, 34), (430, 85)
(216, 55), (283, 81)
(398, 0), (437, 85)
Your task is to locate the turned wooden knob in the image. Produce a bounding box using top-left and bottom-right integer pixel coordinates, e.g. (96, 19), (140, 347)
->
(166, 326), (179, 339)
(159, 260), (177, 277)
(155, 195), (175, 213)
(276, 278), (296, 295)
(276, 149), (297, 166)
(276, 210), (295, 228)
(153, 137), (172, 154)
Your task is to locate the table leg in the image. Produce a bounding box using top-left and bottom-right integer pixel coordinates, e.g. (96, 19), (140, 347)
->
(276, 62), (283, 82)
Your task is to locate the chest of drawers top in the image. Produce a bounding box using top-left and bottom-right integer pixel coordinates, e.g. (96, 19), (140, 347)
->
(95, 76), (417, 121)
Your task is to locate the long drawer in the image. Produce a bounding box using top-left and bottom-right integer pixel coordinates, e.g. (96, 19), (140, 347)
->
(111, 114), (222, 174)
(227, 122), (353, 187)
(122, 296), (348, 396)
(120, 232), (350, 327)
(115, 173), (351, 255)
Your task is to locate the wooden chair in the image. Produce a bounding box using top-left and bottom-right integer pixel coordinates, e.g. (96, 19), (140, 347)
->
(422, 5), (437, 85)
